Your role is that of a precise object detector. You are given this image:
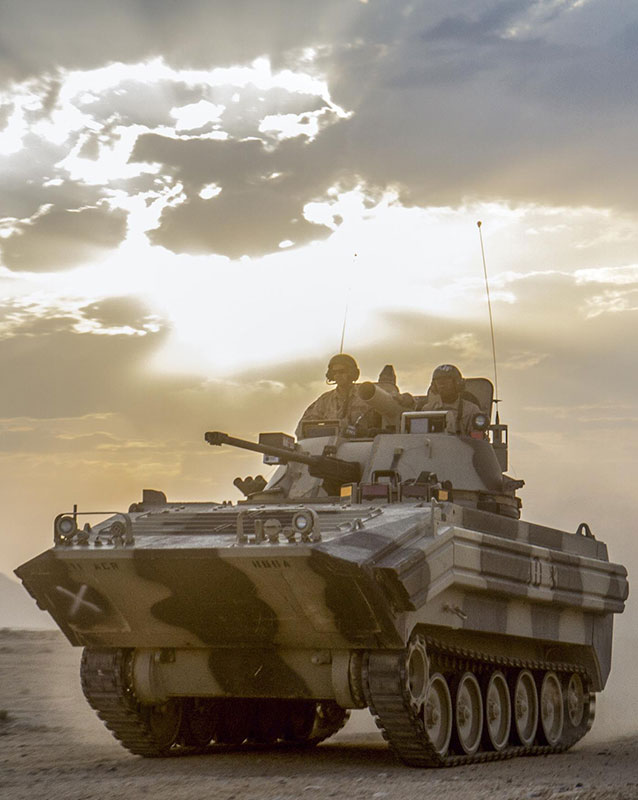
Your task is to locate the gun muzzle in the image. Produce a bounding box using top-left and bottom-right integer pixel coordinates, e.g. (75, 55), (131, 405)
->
(358, 382), (406, 428)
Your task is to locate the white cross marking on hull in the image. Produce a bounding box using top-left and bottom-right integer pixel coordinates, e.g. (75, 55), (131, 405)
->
(56, 585), (103, 618)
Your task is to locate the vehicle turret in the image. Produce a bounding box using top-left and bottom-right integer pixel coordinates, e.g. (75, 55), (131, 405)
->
(220, 376), (521, 517)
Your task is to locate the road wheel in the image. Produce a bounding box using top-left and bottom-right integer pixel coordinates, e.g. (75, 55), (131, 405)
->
(483, 670), (511, 751)
(424, 672), (453, 756)
(452, 672), (483, 755)
(179, 697), (216, 748)
(139, 698), (183, 752)
(512, 670), (538, 746)
(539, 672), (564, 746)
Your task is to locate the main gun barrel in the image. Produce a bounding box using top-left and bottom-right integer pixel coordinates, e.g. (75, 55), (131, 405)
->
(205, 431), (361, 488)
(205, 431), (305, 463)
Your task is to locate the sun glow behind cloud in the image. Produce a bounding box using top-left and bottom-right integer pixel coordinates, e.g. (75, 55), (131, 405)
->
(3, 192), (637, 378)
(0, 53), (351, 272)
(1, 50), (638, 379)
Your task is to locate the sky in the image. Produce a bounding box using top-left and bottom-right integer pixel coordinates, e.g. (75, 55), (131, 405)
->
(1, 0), (637, 702)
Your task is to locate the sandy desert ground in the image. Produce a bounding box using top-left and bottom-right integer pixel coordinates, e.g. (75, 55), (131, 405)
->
(1, 630), (638, 800)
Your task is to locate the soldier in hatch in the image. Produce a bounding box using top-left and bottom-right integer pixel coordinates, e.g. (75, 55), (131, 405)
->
(295, 353), (371, 438)
(417, 364), (482, 436)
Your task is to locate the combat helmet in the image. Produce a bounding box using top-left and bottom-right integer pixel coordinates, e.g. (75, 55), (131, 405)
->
(326, 353), (360, 383)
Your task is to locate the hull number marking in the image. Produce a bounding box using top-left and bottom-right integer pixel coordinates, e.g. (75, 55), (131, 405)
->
(251, 559), (291, 569)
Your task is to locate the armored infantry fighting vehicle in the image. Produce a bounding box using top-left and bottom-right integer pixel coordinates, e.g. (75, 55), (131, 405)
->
(15, 371), (628, 767)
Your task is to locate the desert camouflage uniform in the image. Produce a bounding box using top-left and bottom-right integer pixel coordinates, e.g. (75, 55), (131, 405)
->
(295, 386), (370, 438)
(417, 393), (482, 436)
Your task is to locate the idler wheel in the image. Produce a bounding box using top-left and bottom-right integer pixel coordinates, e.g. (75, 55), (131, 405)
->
(423, 673), (453, 756)
(539, 672), (564, 746)
(404, 634), (429, 712)
(483, 670), (511, 752)
(512, 669), (538, 746)
(452, 672), (483, 755)
(140, 697), (183, 753)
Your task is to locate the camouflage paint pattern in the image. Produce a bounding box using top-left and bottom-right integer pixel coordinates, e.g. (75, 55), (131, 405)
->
(15, 424), (629, 703)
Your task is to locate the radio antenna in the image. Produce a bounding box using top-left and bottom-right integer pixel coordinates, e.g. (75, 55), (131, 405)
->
(339, 252), (357, 353)
(339, 299), (348, 354)
(476, 221), (500, 419)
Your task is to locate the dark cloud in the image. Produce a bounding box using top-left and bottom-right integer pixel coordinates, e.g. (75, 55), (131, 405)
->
(132, 134), (334, 256)
(79, 297), (160, 330)
(1, 205), (127, 272)
(131, 135), (266, 185)
(304, 0), (638, 211)
(148, 187), (331, 257)
(424, 0), (532, 43)
(0, 0), (345, 83)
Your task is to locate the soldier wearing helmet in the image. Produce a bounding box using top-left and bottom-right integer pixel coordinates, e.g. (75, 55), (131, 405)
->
(295, 353), (370, 438)
(417, 364), (482, 436)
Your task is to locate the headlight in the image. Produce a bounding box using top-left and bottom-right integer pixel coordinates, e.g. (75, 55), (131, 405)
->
(109, 520), (126, 539)
(292, 509), (320, 541)
(55, 515), (78, 541)
(472, 413), (490, 432)
(292, 510), (313, 533)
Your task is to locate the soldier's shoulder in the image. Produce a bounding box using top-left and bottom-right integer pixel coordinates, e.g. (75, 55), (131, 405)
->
(314, 387), (336, 402)
(462, 396), (482, 413)
(302, 387), (335, 411)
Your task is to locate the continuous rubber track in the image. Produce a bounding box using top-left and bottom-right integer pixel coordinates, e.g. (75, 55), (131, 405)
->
(363, 635), (594, 768)
(80, 648), (349, 757)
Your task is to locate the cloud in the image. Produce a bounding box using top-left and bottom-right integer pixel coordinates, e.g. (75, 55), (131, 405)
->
(78, 297), (162, 333)
(0, 53), (349, 265)
(0, 296), (160, 339)
(0, 1), (346, 83)
(304, 1), (638, 211)
(0, 1), (637, 277)
(145, 182), (332, 258)
(1, 205), (127, 272)
(0, 325), (164, 418)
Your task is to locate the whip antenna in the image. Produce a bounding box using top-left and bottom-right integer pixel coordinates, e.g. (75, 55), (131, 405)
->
(339, 298), (348, 354)
(477, 221), (500, 418)
(339, 252), (357, 353)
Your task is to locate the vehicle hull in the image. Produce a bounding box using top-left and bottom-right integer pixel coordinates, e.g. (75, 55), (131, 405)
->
(16, 501), (627, 699)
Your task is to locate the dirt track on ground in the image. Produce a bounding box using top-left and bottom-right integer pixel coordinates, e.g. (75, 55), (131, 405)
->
(1, 630), (637, 800)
